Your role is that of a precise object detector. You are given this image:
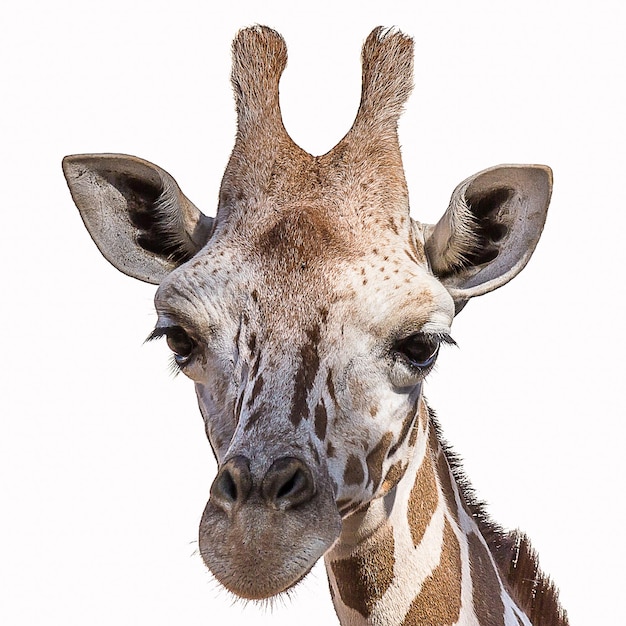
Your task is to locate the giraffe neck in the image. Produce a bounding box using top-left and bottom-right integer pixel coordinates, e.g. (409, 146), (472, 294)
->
(325, 401), (532, 626)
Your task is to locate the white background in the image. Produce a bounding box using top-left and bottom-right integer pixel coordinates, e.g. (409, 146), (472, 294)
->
(2, 1), (624, 624)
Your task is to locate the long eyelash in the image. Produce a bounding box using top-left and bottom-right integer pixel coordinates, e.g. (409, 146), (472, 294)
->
(438, 333), (458, 347)
(145, 327), (169, 343)
(168, 355), (182, 377)
(423, 332), (457, 347)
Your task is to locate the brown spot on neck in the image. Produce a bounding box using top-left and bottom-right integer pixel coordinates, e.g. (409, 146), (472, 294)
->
(407, 451), (439, 548)
(401, 519), (462, 625)
(330, 522), (395, 618)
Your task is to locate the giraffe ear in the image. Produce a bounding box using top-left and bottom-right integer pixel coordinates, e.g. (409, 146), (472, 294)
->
(423, 164), (552, 313)
(62, 154), (214, 285)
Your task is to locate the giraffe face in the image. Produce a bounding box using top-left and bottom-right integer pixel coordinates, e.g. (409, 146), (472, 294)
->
(152, 209), (455, 599)
(63, 25), (551, 607)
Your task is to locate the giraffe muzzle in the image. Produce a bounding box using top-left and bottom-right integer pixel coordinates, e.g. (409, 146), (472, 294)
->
(199, 453), (342, 599)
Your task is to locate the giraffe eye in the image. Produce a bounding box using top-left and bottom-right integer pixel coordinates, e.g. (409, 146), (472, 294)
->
(389, 333), (448, 388)
(394, 334), (440, 370)
(165, 327), (195, 365)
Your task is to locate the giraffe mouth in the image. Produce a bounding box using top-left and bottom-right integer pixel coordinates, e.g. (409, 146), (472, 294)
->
(199, 497), (341, 599)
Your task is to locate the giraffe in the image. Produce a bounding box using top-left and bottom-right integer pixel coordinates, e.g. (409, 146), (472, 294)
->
(63, 26), (568, 626)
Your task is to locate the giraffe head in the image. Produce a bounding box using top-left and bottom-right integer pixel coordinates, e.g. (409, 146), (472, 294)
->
(63, 26), (551, 600)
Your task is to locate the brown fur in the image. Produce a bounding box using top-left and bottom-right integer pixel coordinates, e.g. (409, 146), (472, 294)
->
(402, 519), (462, 626)
(428, 407), (569, 626)
(331, 522), (396, 618)
(407, 451), (439, 548)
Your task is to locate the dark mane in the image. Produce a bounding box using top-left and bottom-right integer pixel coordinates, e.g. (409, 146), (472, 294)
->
(428, 408), (569, 626)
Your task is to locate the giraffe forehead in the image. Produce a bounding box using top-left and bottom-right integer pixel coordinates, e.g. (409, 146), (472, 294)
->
(154, 199), (454, 339)
(156, 233), (453, 342)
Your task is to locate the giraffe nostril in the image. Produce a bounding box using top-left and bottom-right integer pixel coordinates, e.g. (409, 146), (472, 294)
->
(217, 471), (238, 501)
(210, 456), (252, 512)
(276, 468), (305, 499)
(262, 457), (315, 510)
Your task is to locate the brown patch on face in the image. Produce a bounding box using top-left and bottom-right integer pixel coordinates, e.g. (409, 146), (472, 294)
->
(404, 248), (418, 264)
(401, 519), (462, 625)
(258, 209), (345, 271)
(247, 332), (257, 354)
(314, 400), (328, 441)
(326, 369), (336, 404)
(330, 523), (395, 617)
(407, 452), (439, 548)
(365, 432), (393, 491)
(344, 454), (365, 486)
(250, 349), (261, 379)
(369, 401), (379, 417)
(233, 318), (242, 350)
(467, 531), (506, 626)
(233, 387), (245, 425)
(290, 325), (321, 427)
(387, 216), (399, 235)
(246, 373), (264, 408)
(380, 460), (407, 494)
(327, 441), (336, 457)
(244, 402), (267, 432)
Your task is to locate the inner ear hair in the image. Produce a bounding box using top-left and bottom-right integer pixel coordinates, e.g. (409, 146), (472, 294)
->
(459, 186), (514, 268)
(109, 173), (199, 264)
(427, 185), (514, 278)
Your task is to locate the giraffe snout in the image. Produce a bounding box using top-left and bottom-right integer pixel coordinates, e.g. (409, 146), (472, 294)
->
(210, 455), (316, 514)
(199, 450), (341, 599)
